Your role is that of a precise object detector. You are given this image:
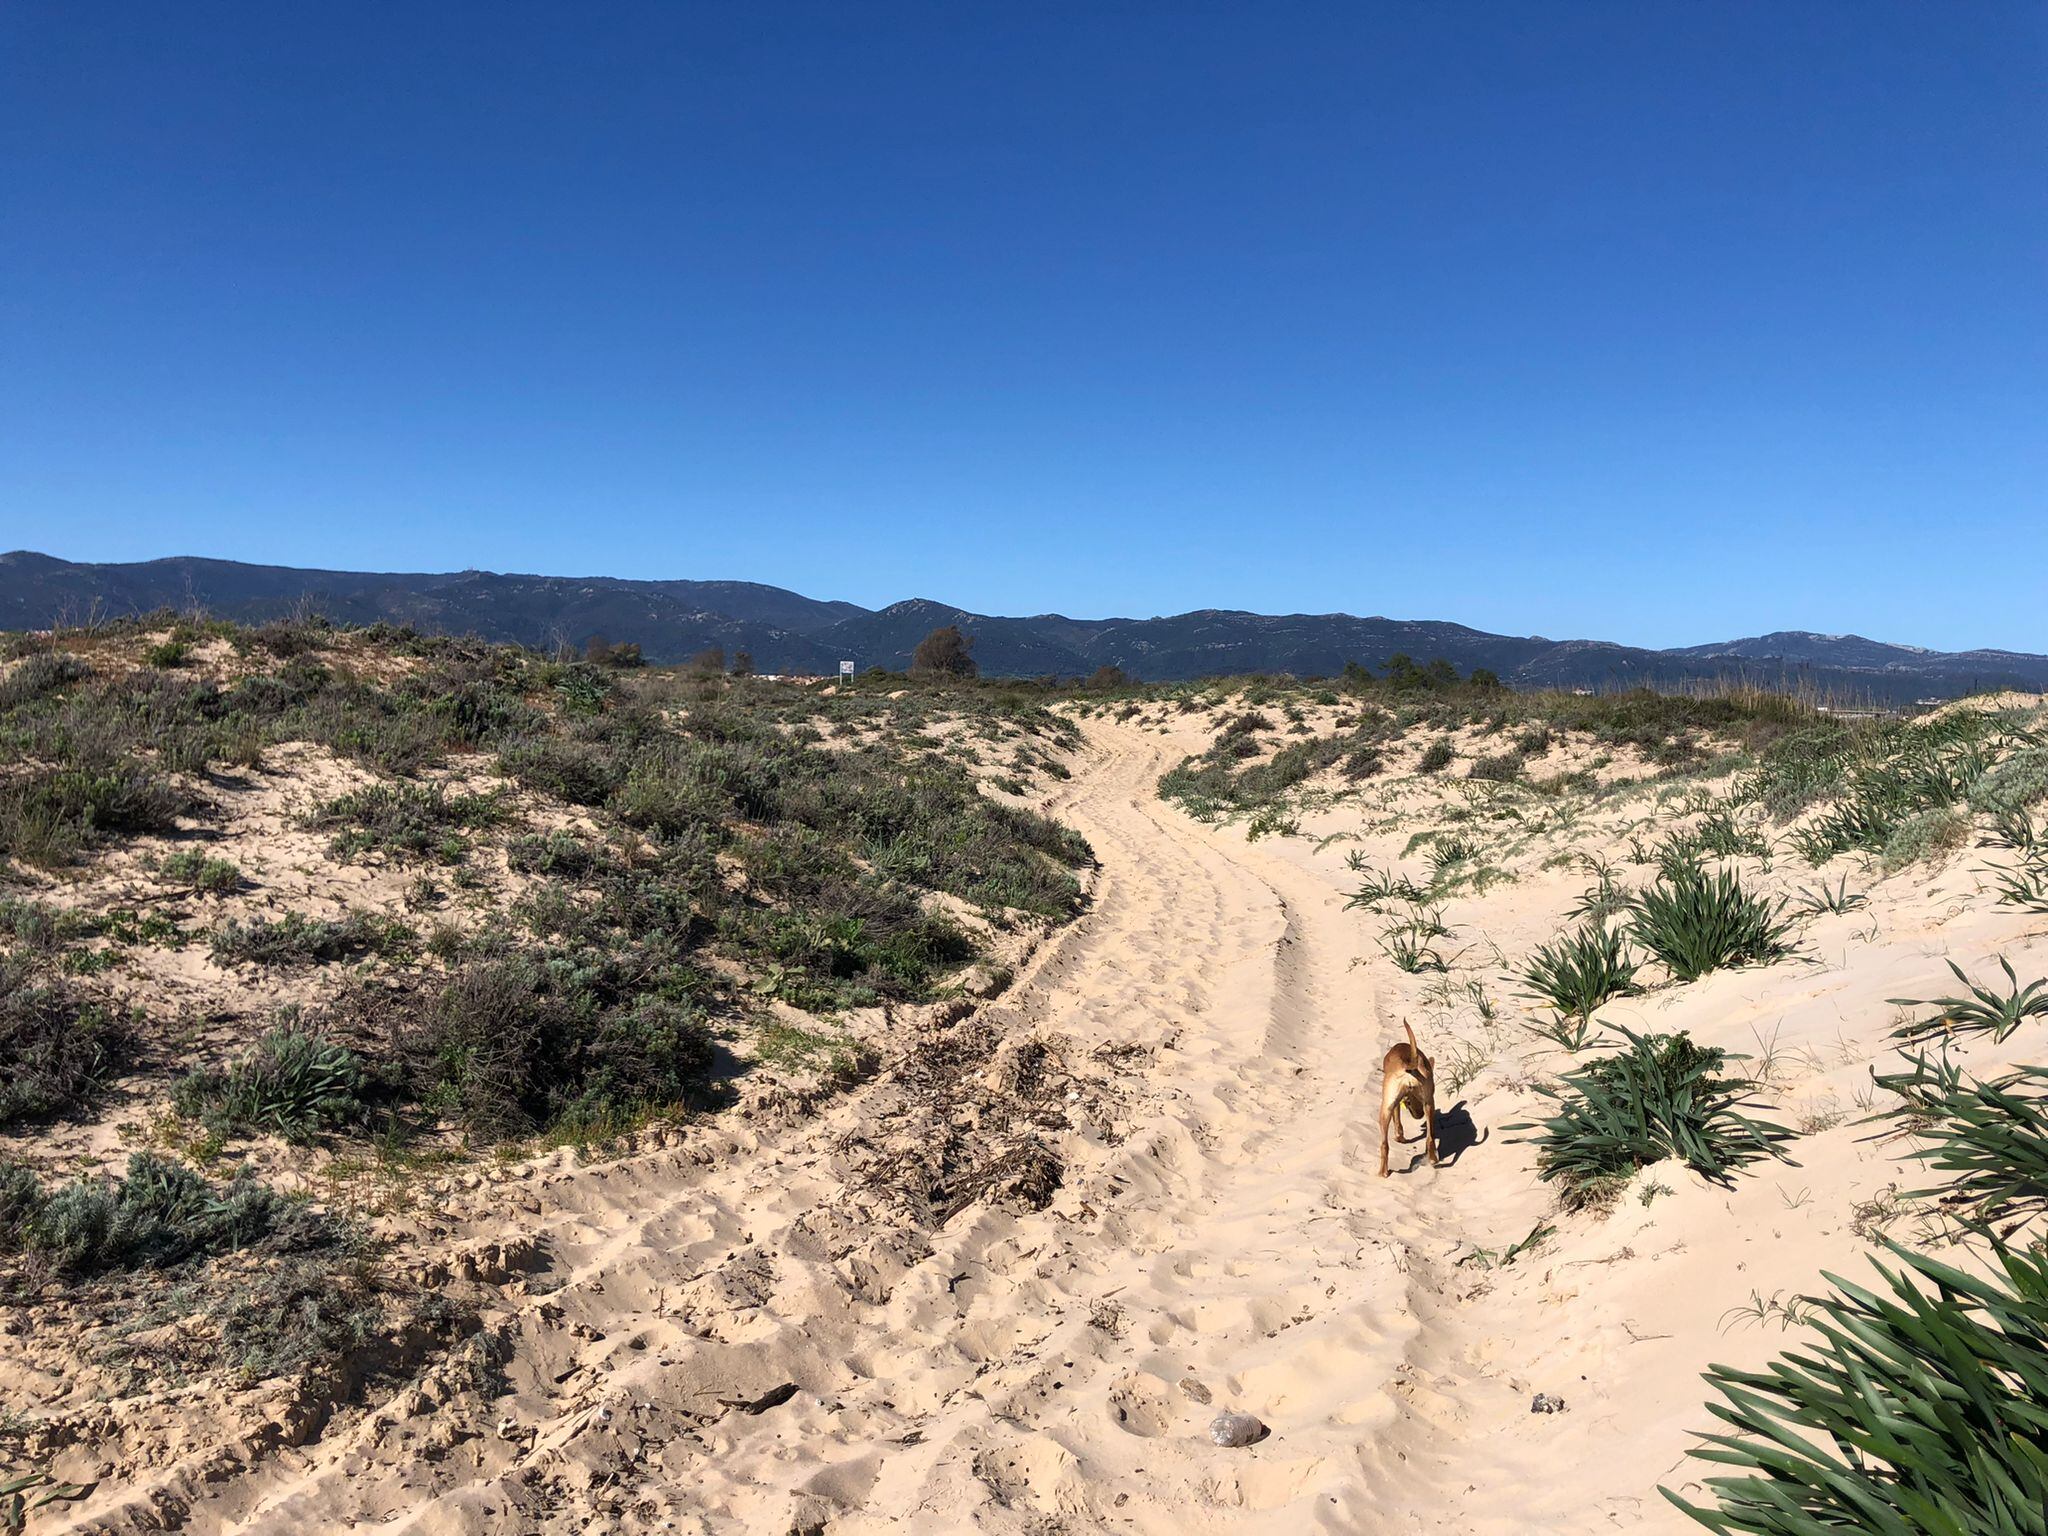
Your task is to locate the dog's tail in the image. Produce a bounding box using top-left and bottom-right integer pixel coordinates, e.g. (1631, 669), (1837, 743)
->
(1404, 1018), (1420, 1054)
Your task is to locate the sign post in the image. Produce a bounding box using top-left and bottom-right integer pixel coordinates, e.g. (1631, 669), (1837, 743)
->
(839, 660), (854, 680)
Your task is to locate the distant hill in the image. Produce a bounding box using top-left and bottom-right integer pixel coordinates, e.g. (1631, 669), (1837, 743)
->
(4, 551), (2043, 700)
(0, 552), (861, 674)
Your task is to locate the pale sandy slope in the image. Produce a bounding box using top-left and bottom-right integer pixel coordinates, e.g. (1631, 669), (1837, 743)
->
(70, 714), (2048, 1535)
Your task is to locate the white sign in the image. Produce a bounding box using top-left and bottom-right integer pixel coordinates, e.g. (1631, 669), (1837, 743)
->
(839, 660), (855, 678)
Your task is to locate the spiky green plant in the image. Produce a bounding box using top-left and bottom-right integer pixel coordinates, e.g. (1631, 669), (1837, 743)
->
(1994, 859), (2048, 914)
(1665, 1238), (2048, 1534)
(1871, 1052), (2048, 1228)
(1566, 857), (1631, 923)
(1519, 922), (1641, 1022)
(1343, 865), (1426, 913)
(1889, 956), (2048, 1045)
(1791, 875), (1866, 918)
(174, 1025), (368, 1141)
(1378, 922), (1446, 974)
(1505, 1027), (1792, 1208)
(1627, 865), (1795, 983)
(1984, 806), (2040, 854)
(1427, 835), (1480, 882)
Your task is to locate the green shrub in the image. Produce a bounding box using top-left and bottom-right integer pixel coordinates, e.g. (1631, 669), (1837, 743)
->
(144, 639), (191, 668)
(392, 953), (717, 1139)
(1880, 805), (1969, 872)
(2, 1153), (304, 1277)
(1520, 923), (1642, 1023)
(505, 829), (598, 877)
(1467, 750), (1525, 782)
(1507, 1028), (1790, 1208)
(1627, 866), (1794, 983)
(160, 847), (242, 894)
(1666, 1237), (2048, 1534)
(309, 782), (507, 863)
(209, 911), (410, 968)
(174, 1024), (369, 1141)
(1418, 738), (1455, 774)
(0, 763), (194, 867)
(0, 958), (138, 1124)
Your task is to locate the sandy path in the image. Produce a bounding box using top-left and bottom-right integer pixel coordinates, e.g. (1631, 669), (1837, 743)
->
(102, 721), (1538, 1535)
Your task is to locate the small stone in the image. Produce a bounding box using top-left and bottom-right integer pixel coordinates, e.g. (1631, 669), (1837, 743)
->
(1179, 1377), (1212, 1404)
(1530, 1393), (1568, 1415)
(1208, 1410), (1268, 1447)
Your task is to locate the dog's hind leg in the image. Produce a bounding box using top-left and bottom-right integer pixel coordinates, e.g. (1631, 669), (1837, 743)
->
(1424, 1100), (1440, 1167)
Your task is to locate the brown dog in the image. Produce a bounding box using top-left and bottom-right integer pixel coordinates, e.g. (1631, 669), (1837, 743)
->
(1378, 1021), (1440, 1177)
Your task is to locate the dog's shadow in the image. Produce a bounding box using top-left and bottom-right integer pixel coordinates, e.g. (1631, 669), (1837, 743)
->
(1433, 1101), (1483, 1165)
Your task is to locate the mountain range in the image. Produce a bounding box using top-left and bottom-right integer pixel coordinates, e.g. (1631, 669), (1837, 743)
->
(4, 550), (2042, 703)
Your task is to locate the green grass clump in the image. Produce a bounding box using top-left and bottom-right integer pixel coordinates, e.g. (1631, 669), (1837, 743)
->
(0, 958), (138, 1125)
(1665, 1237), (2048, 1534)
(1343, 861), (1426, 913)
(1627, 865), (1794, 983)
(1519, 922), (1641, 1023)
(1872, 1052), (2048, 1228)
(1417, 738), (1455, 774)
(1889, 956), (2048, 1046)
(1507, 1028), (1790, 1208)
(174, 1025), (370, 1142)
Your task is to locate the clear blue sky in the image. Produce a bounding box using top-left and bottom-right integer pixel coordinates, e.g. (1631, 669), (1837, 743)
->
(3, 4), (2042, 651)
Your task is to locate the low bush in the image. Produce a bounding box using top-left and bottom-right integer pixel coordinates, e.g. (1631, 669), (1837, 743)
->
(1879, 805), (1969, 872)
(209, 911), (411, 968)
(0, 763), (194, 868)
(391, 952), (717, 1138)
(505, 829), (599, 877)
(1417, 738), (1455, 774)
(160, 848), (242, 894)
(1627, 865), (1794, 983)
(0, 1153), (311, 1277)
(1467, 750), (1525, 782)
(1507, 1028), (1790, 1208)
(309, 782), (508, 863)
(0, 959), (138, 1125)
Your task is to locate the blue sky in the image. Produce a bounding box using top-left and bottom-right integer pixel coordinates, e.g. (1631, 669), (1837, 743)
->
(3, 3), (2042, 650)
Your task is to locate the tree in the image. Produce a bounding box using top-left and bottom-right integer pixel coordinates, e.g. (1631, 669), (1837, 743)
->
(584, 633), (612, 665)
(731, 650), (754, 678)
(1469, 667), (1502, 689)
(1087, 663), (1129, 690)
(690, 646), (727, 676)
(910, 625), (977, 679)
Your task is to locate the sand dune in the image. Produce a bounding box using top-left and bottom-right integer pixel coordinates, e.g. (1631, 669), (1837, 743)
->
(35, 706), (2048, 1534)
